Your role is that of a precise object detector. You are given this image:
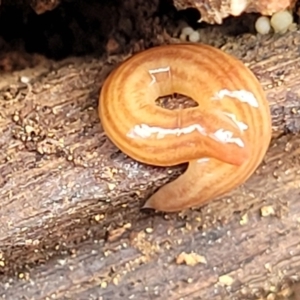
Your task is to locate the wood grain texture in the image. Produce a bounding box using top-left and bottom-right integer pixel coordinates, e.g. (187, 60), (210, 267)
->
(1, 134), (300, 300)
(1, 30), (300, 299)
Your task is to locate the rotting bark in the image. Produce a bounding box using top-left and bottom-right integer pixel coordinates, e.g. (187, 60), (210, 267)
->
(1, 30), (300, 299)
(172, 0), (296, 24)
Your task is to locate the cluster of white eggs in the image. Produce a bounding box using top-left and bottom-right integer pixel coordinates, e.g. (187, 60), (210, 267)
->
(179, 9), (295, 41)
(179, 26), (201, 42)
(255, 10), (295, 35)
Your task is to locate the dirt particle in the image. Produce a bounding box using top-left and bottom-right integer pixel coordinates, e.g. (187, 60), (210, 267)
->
(264, 262), (272, 272)
(112, 276), (119, 285)
(24, 125), (35, 134)
(266, 293), (276, 300)
(107, 225), (130, 242)
(106, 38), (121, 55)
(218, 274), (234, 286)
(145, 227), (153, 234)
(240, 213), (249, 225)
(176, 252), (207, 266)
(107, 183), (116, 191)
(12, 114), (20, 122)
(94, 214), (105, 222)
(20, 76), (31, 84)
(279, 286), (294, 298)
(261, 205), (275, 217)
(285, 141), (293, 152)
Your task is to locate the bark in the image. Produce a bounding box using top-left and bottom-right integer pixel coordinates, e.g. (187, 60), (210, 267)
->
(1, 30), (300, 299)
(172, 0), (296, 24)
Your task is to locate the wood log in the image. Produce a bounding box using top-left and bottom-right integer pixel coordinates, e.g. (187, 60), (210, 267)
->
(172, 0), (296, 24)
(1, 29), (300, 299)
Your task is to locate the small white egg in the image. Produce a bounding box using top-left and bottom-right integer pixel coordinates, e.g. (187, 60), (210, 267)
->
(181, 26), (194, 36)
(179, 33), (187, 41)
(255, 16), (271, 35)
(188, 31), (200, 43)
(270, 10), (293, 34)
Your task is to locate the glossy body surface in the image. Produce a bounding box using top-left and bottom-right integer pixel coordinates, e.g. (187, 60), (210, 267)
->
(99, 44), (272, 212)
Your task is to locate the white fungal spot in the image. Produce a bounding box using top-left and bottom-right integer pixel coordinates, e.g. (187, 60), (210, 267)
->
(213, 89), (259, 108)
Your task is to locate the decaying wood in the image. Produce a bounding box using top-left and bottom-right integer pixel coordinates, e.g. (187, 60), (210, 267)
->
(173, 0), (296, 24)
(30, 0), (61, 14)
(1, 30), (300, 299)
